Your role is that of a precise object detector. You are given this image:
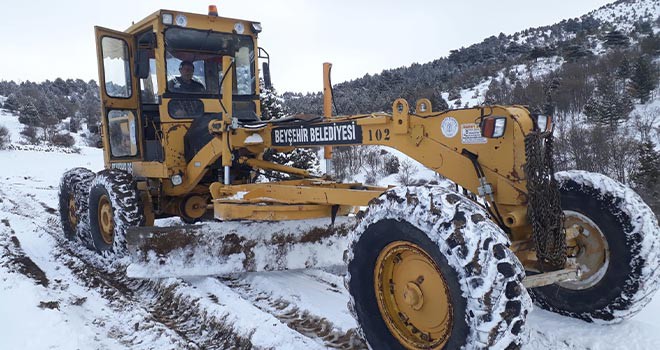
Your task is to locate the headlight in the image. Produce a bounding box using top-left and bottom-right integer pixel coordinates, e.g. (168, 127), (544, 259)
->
(171, 174), (183, 186)
(480, 116), (507, 138)
(493, 118), (506, 138)
(534, 114), (553, 132)
(162, 13), (173, 25)
(251, 22), (262, 34)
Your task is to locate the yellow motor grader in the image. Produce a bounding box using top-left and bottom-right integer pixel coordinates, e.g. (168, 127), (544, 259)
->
(58, 6), (660, 349)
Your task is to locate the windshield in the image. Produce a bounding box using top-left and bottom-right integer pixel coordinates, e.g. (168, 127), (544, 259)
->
(164, 28), (256, 96)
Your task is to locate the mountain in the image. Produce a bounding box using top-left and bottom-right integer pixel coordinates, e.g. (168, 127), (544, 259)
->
(279, 0), (660, 214)
(282, 0), (658, 116)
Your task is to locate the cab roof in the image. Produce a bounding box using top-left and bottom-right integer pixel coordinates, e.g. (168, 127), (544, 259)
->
(125, 9), (260, 35)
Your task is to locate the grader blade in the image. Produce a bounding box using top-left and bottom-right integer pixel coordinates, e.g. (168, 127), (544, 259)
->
(125, 217), (355, 278)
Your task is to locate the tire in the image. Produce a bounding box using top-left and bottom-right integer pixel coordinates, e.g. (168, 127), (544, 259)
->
(58, 167), (95, 246)
(88, 169), (145, 256)
(530, 170), (660, 323)
(345, 186), (531, 349)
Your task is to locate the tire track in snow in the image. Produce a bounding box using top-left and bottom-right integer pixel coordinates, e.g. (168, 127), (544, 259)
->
(0, 184), (196, 349)
(221, 273), (368, 349)
(0, 180), (325, 350)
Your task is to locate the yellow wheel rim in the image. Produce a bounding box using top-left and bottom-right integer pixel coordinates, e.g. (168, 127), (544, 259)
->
(68, 194), (78, 229)
(374, 241), (453, 349)
(183, 195), (207, 220)
(98, 195), (114, 245)
(559, 211), (610, 289)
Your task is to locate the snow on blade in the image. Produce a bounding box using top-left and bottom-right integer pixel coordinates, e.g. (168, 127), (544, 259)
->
(126, 217), (355, 278)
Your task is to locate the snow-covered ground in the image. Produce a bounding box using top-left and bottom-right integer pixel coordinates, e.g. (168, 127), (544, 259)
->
(1, 105), (660, 349)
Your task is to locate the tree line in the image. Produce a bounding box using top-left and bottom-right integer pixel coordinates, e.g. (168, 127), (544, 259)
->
(0, 78), (100, 147)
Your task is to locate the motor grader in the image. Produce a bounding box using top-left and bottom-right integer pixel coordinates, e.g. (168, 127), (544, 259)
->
(58, 6), (660, 350)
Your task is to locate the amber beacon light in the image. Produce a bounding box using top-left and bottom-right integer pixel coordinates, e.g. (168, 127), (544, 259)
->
(208, 5), (218, 16)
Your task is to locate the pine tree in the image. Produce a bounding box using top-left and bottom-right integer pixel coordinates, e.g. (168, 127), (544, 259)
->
(563, 44), (591, 62)
(259, 79), (319, 179)
(584, 73), (633, 126)
(430, 89), (449, 111)
(629, 55), (658, 103)
(18, 100), (40, 126)
(80, 91), (101, 126)
(3, 93), (20, 112)
(604, 30), (629, 48)
(259, 80), (284, 120)
(631, 141), (660, 215)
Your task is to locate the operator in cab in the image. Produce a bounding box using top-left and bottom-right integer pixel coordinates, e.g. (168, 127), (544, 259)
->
(168, 61), (205, 93)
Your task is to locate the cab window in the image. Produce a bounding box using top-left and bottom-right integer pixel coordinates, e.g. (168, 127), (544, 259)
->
(164, 27), (255, 96)
(108, 110), (138, 157)
(140, 58), (159, 103)
(101, 37), (132, 98)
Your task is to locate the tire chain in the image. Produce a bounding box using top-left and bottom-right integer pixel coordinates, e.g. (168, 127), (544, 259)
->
(524, 132), (566, 271)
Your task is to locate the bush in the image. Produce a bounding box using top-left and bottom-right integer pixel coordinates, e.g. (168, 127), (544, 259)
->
(0, 125), (10, 149)
(365, 173), (377, 185)
(396, 159), (417, 186)
(383, 155), (400, 175)
(85, 132), (103, 148)
(68, 118), (81, 133)
(51, 132), (76, 148)
(20, 126), (39, 144)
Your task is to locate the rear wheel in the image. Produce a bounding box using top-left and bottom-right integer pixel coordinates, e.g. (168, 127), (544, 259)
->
(58, 167), (95, 246)
(346, 186), (531, 349)
(530, 170), (660, 323)
(88, 169), (145, 256)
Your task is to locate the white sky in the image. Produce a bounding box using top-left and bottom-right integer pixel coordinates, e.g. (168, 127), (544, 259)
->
(0, 0), (614, 93)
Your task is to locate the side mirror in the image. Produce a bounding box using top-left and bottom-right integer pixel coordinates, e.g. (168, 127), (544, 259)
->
(262, 62), (273, 90)
(137, 32), (157, 49)
(135, 49), (150, 80)
(480, 116), (507, 138)
(88, 124), (99, 134)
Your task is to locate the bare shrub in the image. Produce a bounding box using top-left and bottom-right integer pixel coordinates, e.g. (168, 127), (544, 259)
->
(554, 114), (641, 184)
(51, 132), (76, 148)
(397, 159), (417, 186)
(0, 125), (10, 149)
(20, 125), (40, 145)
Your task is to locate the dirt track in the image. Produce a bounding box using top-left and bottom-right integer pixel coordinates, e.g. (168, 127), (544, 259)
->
(0, 182), (366, 349)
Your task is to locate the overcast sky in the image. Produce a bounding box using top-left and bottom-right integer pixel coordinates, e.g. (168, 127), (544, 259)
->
(0, 0), (613, 93)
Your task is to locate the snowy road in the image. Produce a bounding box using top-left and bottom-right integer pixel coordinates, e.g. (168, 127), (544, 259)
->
(1, 147), (659, 349)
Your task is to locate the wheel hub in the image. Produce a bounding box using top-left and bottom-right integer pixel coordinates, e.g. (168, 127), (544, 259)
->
(374, 241), (452, 349)
(559, 211), (610, 290)
(403, 282), (424, 311)
(68, 194), (78, 228)
(98, 195), (114, 245)
(183, 195), (207, 220)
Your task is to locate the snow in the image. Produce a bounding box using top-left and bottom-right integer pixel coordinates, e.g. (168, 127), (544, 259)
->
(127, 217), (354, 278)
(590, 0), (660, 33)
(0, 271), (123, 350)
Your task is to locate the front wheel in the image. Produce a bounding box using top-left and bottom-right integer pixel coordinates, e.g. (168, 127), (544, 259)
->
(58, 167), (95, 246)
(530, 170), (660, 323)
(88, 169), (145, 256)
(346, 186), (531, 349)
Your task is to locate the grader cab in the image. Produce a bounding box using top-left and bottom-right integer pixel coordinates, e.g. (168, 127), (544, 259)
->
(58, 6), (660, 349)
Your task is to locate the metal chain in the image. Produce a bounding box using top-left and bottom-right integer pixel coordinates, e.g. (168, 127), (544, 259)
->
(524, 132), (566, 271)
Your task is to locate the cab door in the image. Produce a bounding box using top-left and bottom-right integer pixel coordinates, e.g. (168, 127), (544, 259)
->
(94, 26), (144, 168)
